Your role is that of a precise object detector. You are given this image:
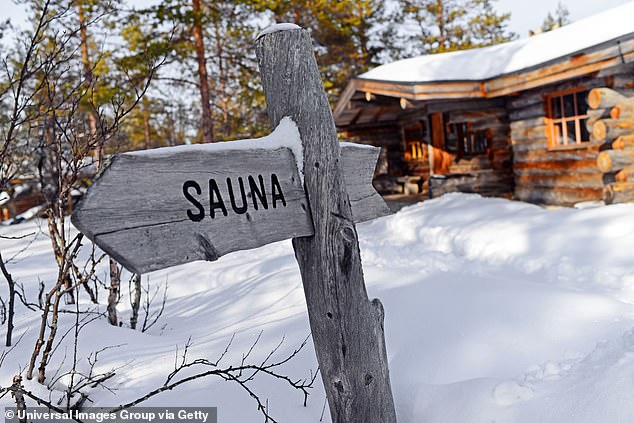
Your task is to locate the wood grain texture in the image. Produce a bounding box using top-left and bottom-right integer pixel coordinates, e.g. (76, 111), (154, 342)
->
(72, 143), (389, 274)
(256, 29), (397, 423)
(597, 149), (634, 172)
(588, 87), (627, 109)
(341, 144), (391, 223)
(72, 148), (312, 273)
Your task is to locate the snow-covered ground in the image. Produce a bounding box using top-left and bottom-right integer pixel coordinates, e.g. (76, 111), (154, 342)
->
(2, 193), (634, 422)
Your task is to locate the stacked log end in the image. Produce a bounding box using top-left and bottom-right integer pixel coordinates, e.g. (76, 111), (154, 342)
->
(589, 87), (634, 204)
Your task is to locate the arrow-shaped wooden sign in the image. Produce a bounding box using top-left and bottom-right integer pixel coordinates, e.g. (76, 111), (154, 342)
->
(71, 118), (390, 274)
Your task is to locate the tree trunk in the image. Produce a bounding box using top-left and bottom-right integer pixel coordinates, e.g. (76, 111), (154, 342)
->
(107, 260), (120, 326)
(0, 252), (15, 347)
(130, 273), (141, 330)
(256, 28), (397, 423)
(10, 375), (26, 422)
(79, 0), (122, 319)
(192, 0), (214, 143)
(143, 108), (151, 150)
(78, 0), (103, 167)
(437, 0), (445, 50)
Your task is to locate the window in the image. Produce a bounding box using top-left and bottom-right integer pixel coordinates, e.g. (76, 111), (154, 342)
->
(445, 121), (489, 156)
(545, 88), (590, 148)
(402, 123), (427, 161)
(406, 141), (426, 160)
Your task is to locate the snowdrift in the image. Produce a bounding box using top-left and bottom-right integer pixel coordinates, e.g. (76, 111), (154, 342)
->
(2, 193), (634, 422)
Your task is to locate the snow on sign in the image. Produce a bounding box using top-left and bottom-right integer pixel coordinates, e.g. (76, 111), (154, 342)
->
(71, 118), (389, 274)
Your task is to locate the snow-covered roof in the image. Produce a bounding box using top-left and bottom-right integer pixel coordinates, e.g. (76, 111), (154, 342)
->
(359, 2), (634, 84)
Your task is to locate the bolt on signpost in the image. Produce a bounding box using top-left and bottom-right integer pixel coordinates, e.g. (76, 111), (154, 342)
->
(72, 26), (397, 423)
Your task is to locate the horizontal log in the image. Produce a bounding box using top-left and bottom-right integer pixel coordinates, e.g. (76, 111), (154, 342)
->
(597, 63), (634, 78)
(515, 168), (598, 176)
(490, 148), (513, 159)
(508, 103), (545, 121)
(612, 134), (634, 150)
(430, 176), (513, 198)
(604, 182), (634, 204)
(491, 145), (512, 153)
(510, 117), (546, 132)
(592, 118), (634, 141)
(507, 93), (543, 110)
(513, 146), (599, 163)
(447, 109), (507, 123)
(511, 138), (547, 150)
(514, 187), (603, 206)
(586, 108), (611, 130)
(612, 74), (634, 90)
(511, 141), (549, 153)
(433, 170), (510, 182)
(506, 77), (606, 109)
(609, 103), (634, 119)
(588, 108), (611, 119)
(425, 98), (505, 114)
(514, 158), (598, 172)
(514, 173), (602, 189)
(473, 123), (508, 134)
(597, 149), (634, 172)
(431, 186), (512, 198)
(588, 87), (628, 109)
(510, 124), (548, 141)
(602, 167), (634, 184)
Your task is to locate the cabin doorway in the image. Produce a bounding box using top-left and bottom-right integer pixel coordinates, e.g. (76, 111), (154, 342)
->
(429, 113), (452, 174)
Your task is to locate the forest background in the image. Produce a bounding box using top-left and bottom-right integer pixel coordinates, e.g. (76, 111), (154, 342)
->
(1, 0), (584, 152)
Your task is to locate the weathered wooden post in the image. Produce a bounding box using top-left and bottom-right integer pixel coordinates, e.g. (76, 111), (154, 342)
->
(255, 27), (397, 423)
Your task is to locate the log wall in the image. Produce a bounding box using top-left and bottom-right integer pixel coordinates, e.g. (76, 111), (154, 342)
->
(341, 124), (406, 194)
(589, 70), (634, 203)
(428, 106), (514, 198)
(397, 107), (431, 179)
(341, 125), (403, 176)
(508, 74), (613, 205)
(340, 64), (634, 204)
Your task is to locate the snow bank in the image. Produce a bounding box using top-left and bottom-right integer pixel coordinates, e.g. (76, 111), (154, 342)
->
(360, 2), (634, 83)
(3, 194), (634, 422)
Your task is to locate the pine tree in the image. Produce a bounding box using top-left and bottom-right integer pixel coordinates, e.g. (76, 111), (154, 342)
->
(541, 2), (570, 32)
(468, 0), (515, 48)
(246, 0), (390, 102)
(399, 0), (516, 55)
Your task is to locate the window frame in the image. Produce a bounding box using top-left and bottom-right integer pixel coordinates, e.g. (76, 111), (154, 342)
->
(445, 120), (490, 158)
(401, 122), (428, 162)
(544, 87), (590, 151)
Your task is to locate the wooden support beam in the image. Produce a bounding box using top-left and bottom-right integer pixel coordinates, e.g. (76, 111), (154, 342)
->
(256, 27), (397, 423)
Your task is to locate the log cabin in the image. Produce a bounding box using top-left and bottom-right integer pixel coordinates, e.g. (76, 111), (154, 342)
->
(334, 3), (634, 206)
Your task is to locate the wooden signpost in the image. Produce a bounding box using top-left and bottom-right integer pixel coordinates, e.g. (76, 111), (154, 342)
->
(72, 26), (397, 423)
(72, 125), (389, 274)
